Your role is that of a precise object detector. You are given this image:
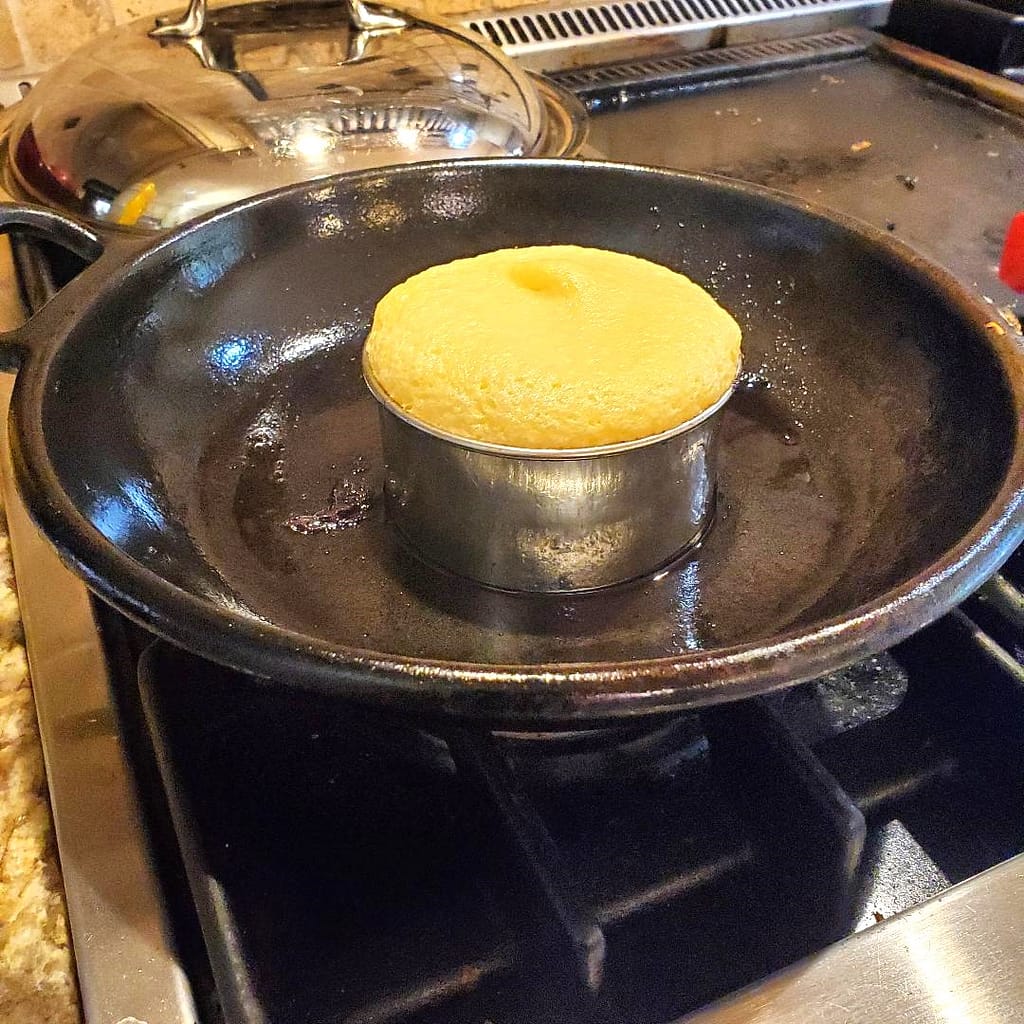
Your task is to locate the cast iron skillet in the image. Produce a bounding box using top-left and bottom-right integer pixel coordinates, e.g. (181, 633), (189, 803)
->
(1, 159), (1023, 725)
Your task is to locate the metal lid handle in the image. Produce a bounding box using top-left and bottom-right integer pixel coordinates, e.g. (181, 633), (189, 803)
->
(150, 0), (406, 39)
(150, 0), (207, 38)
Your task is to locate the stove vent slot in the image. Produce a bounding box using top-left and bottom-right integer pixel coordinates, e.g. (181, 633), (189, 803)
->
(461, 0), (889, 71)
(550, 28), (866, 92)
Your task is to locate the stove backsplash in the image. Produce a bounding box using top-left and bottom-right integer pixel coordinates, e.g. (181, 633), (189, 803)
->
(0, 0), (893, 95)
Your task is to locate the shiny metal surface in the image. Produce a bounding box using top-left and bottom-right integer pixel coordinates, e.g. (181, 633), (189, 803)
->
(0, 0), (585, 230)
(370, 377), (730, 592)
(684, 852), (1024, 1023)
(0, 371), (197, 1024)
(151, 0), (210, 38)
(153, 0), (410, 38)
(459, 0), (889, 73)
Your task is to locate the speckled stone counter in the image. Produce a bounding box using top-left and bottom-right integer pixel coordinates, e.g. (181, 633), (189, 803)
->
(0, 239), (79, 1023)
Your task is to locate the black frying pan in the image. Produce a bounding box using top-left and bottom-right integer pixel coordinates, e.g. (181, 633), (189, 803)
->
(2, 159), (1023, 725)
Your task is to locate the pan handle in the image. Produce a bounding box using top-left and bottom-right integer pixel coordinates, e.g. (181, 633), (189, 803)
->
(0, 203), (107, 369)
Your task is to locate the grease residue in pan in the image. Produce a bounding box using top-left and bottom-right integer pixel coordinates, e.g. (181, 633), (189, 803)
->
(191, 239), (995, 666)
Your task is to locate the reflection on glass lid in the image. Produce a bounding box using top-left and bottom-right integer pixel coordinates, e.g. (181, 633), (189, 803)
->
(0, 0), (586, 230)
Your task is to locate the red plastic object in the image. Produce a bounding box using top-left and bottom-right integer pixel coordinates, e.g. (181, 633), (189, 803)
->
(999, 212), (1024, 292)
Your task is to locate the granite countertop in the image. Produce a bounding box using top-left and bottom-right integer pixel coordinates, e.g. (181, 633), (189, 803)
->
(0, 238), (79, 1022)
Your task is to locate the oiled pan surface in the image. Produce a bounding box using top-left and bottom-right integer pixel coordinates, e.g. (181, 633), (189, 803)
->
(20, 161), (1024, 720)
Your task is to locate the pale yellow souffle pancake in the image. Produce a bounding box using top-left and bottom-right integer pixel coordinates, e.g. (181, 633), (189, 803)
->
(363, 245), (742, 450)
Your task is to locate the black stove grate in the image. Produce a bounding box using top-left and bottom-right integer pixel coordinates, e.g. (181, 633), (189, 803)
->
(121, 600), (1024, 1024)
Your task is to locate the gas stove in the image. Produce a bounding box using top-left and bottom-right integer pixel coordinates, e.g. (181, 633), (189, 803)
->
(6, 6), (1024, 1023)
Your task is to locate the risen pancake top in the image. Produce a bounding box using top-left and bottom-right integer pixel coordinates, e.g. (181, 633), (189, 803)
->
(363, 245), (742, 449)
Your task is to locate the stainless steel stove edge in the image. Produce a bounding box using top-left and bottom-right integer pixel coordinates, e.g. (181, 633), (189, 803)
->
(682, 851), (1024, 1023)
(0, 372), (197, 1024)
